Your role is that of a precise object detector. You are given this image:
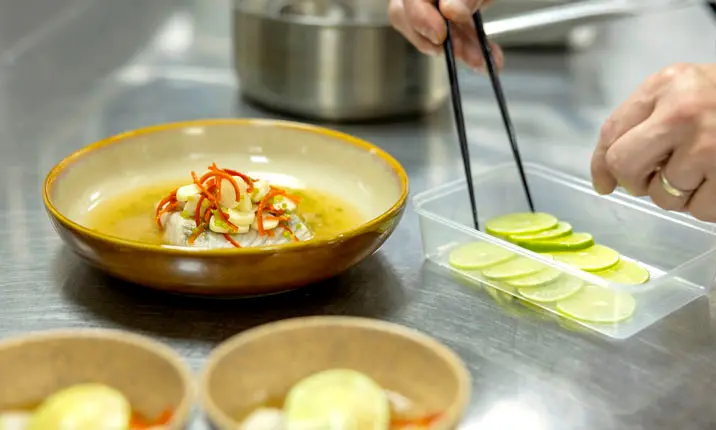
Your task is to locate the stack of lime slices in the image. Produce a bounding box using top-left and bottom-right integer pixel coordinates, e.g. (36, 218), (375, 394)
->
(448, 212), (646, 324)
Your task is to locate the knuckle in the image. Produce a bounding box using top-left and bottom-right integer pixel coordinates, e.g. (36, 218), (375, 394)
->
(664, 62), (697, 77)
(658, 62), (696, 84)
(692, 140), (716, 166)
(643, 63), (695, 92)
(407, 9), (432, 32)
(665, 93), (703, 125)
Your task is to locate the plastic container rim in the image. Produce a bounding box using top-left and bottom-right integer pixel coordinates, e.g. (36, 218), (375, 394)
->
(412, 162), (716, 294)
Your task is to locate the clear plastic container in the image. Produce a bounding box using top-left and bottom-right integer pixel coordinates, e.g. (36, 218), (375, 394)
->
(413, 162), (716, 339)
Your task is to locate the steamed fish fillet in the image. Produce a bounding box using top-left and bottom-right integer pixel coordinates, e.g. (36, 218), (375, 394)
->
(161, 212), (313, 249)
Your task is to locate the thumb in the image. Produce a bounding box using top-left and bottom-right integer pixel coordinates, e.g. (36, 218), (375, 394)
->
(439, 0), (488, 22)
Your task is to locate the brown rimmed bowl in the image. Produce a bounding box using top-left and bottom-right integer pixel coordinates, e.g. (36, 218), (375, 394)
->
(43, 118), (408, 295)
(0, 328), (193, 429)
(200, 316), (471, 430)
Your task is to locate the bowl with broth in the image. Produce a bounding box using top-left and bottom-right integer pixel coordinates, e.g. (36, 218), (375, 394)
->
(201, 316), (471, 430)
(43, 119), (408, 295)
(0, 329), (193, 430)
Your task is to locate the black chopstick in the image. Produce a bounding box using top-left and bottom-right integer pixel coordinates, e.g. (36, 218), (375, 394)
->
(472, 11), (535, 212)
(443, 22), (480, 231)
(707, 0), (716, 18)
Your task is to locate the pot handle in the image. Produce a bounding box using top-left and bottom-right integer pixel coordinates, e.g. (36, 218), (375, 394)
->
(485, 0), (699, 39)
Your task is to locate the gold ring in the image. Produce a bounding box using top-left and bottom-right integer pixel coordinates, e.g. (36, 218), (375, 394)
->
(659, 169), (689, 198)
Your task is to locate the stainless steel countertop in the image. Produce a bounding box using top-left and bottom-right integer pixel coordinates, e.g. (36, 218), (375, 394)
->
(2, 0), (716, 428)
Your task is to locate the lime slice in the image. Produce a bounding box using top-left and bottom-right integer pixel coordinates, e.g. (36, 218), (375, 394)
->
(284, 369), (390, 430)
(556, 285), (636, 323)
(518, 276), (583, 303)
(450, 270), (483, 290)
(520, 232), (595, 252)
(485, 213), (558, 237)
(27, 383), (130, 430)
(519, 300), (558, 320)
(448, 242), (515, 270)
(483, 286), (542, 320)
(557, 317), (590, 334)
(505, 267), (562, 288)
(484, 285), (518, 304)
(595, 260), (650, 285)
(481, 257), (551, 280)
(509, 221), (573, 242)
(551, 245), (620, 272)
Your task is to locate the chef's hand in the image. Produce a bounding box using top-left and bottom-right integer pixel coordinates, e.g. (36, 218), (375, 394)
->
(591, 63), (716, 222)
(388, 0), (504, 72)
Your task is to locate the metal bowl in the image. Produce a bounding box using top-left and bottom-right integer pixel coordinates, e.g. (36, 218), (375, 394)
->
(231, 0), (645, 122)
(232, 0), (448, 122)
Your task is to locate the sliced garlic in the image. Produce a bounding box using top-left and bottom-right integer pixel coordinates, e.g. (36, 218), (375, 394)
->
(233, 176), (253, 212)
(227, 209), (255, 227)
(218, 179), (240, 209)
(209, 212), (251, 234)
(181, 194), (209, 218)
(176, 184), (200, 202)
(252, 215), (280, 231)
(251, 179), (271, 203)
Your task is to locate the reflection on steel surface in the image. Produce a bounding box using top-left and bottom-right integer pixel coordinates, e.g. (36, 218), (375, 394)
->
(3, 0), (716, 428)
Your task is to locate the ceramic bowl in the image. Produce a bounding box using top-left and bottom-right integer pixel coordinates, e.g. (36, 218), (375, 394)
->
(0, 329), (193, 429)
(43, 119), (408, 295)
(201, 316), (471, 430)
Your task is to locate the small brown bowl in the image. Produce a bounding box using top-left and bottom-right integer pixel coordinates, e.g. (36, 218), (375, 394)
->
(42, 119), (408, 296)
(0, 329), (193, 429)
(201, 316), (471, 430)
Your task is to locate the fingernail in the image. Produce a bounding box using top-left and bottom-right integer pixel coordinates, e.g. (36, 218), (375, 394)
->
(594, 181), (615, 195)
(468, 55), (485, 74)
(421, 44), (441, 56)
(417, 27), (440, 45)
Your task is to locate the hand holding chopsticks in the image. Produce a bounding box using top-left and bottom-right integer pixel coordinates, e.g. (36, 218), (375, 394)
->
(388, 0), (503, 72)
(390, 0), (535, 231)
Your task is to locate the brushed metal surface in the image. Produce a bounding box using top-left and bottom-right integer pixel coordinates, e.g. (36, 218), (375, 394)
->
(2, 0), (716, 428)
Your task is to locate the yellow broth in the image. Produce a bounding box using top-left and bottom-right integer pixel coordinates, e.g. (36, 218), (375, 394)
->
(84, 180), (365, 245)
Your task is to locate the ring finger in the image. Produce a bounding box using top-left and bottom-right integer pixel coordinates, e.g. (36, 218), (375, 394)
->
(646, 168), (694, 212)
(647, 146), (704, 212)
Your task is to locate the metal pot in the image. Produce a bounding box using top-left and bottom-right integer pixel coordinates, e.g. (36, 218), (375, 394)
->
(231, 0), (664, 122)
